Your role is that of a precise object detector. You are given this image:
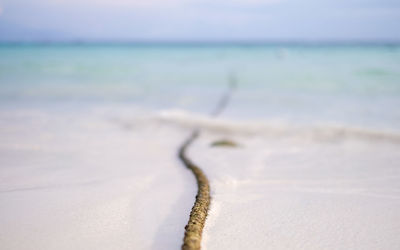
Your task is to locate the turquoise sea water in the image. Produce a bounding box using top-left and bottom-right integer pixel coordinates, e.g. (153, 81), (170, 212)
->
(1, 44), (400, 130)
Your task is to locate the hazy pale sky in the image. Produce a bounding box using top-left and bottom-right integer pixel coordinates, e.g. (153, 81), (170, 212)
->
(0, 0), (399, 42)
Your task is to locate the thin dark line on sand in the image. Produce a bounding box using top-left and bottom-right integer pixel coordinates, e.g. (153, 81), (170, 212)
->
(179, 74), (236, 250)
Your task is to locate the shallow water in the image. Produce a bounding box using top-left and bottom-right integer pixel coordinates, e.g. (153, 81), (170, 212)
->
(1, 44), (400, 129)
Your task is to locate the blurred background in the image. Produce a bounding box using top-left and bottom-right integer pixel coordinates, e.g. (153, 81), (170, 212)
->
(1, 0), (400, 130)
(1, 0), (400, 42)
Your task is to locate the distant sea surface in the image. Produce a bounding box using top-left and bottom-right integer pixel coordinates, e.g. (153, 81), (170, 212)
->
(0, 44), (399, 130)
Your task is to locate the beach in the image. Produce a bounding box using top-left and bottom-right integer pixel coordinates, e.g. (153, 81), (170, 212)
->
(1, 44), (400, 249)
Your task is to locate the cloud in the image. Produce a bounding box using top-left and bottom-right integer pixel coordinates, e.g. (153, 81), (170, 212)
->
(49, 0), (283, 8)
(2, 0), (399, 41)
(51, 0), (187, 7)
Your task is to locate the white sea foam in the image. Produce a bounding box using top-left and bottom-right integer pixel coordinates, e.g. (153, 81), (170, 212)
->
(150, 109), (400, 143)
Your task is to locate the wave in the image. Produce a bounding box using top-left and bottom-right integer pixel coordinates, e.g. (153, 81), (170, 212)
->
(147, 109), (400, 143)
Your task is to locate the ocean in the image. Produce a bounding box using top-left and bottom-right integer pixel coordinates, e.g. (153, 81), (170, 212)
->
(1, 44), (400, 250)
(1, 44), (400, 129)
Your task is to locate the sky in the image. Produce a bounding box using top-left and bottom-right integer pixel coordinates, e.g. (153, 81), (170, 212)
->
(0, 0), (399, 42)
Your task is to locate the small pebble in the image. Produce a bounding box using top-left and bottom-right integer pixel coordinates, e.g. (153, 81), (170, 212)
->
(210, 139), (238, 147)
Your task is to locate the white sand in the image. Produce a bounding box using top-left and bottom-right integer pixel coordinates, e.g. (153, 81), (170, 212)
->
(193, 133), (400, 250)
(1, 106), (400, 249)
(0, 106), (195, 249)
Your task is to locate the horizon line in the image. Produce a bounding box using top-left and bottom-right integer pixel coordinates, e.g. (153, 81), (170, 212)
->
(1, 39), (400, 46)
